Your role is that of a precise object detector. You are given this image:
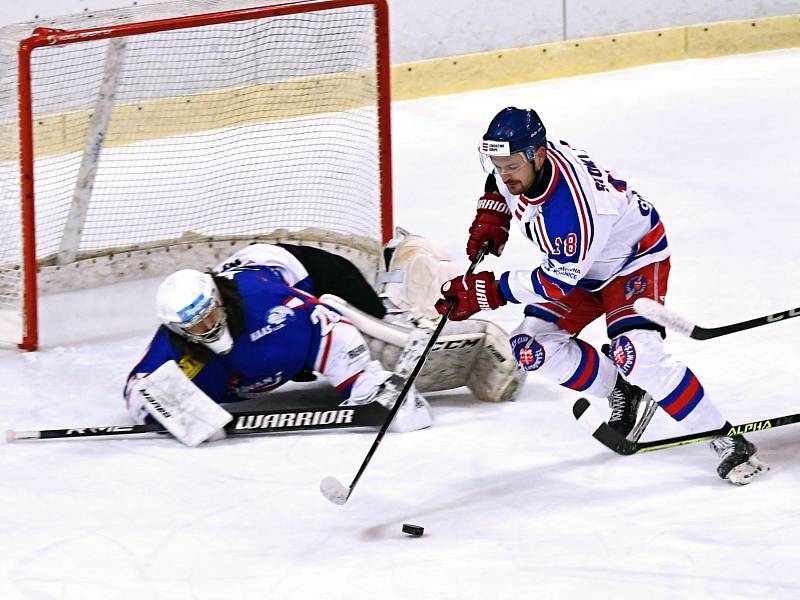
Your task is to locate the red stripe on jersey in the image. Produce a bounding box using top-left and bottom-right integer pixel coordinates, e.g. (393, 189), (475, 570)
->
(548, 149), (592, 261)
(635, 222), (666, 257)
(534, 213), (555, 253)
(283, 296), (304, 309)
(523, 156), (560, 206)
(515, 196), (529, 219)
(536, 270), (568, 300)
(335, 370), (363, 393)
(515, 157), (560, 218)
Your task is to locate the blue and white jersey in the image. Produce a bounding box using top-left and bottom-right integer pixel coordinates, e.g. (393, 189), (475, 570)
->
(214, 243), (314, 293)
(126, 267), (324, 404)
(496, 139), (670, 305)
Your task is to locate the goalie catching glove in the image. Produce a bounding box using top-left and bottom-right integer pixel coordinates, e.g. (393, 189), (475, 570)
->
(466, 192), (512, 262)
(436, 272), (506, 321)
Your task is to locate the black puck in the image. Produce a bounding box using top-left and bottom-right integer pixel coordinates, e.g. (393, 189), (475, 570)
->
(402, 523), (424, 536)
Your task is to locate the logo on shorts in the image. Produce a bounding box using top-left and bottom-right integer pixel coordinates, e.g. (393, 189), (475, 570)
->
(510, 334), (546, 371)
(610, 336), (636, 376)
(624, 274), (648, 299)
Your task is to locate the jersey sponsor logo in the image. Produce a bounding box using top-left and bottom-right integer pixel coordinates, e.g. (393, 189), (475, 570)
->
(510, 334), (545, 371)
(611, 336), (636, 376)
(249, 305), (295, 342)
(624, 274), (648, 299)
(347, 344), (368, 361)
(267, 305), (293, 325)
(235, 372), (284, 394)
(545, 260), (581, 280)
(234, 409), (355, 430)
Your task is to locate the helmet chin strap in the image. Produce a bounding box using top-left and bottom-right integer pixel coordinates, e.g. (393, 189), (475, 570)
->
(202, 324), (234, 354)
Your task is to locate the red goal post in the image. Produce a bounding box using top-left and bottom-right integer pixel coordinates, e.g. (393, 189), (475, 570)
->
(0, 0), (393, 350)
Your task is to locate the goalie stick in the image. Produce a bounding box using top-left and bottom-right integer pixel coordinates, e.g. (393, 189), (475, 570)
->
(633, 298), (800, 340)
(572, 397), (800, 455)
(6, 403), (388, 442)
(320, 248), (487, 506)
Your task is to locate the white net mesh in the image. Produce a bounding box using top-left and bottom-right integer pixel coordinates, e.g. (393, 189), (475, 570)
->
(0, 0), (389, 345)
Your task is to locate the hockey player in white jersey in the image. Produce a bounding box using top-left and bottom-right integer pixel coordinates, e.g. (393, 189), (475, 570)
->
(436, 107), (767, 485)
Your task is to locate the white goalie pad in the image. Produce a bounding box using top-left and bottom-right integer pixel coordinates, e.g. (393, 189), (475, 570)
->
(129, 360), (233, 446)
(378, 228), (462, 323)
(321, 294), (525, 402)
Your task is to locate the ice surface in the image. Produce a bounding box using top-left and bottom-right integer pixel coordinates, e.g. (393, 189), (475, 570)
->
(1, 49), (799, 599)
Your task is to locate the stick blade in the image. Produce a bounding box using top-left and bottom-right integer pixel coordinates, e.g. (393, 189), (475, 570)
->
(320, 476), (350, 505)
(572, 398), (638, 455)
(633, 298), (695, 337)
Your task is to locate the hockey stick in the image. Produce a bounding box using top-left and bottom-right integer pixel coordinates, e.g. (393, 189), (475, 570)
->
(6, 403), (388, 443)
(572, 397), (800, 455)
(320, 248), (487, 505)
(633, 298), (800, 340)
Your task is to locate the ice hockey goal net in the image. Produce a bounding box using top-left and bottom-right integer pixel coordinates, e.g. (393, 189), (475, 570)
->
(0, 0), (393, 350)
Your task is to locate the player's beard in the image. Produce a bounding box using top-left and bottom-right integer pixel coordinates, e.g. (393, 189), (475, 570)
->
(506, 164), (538, 196)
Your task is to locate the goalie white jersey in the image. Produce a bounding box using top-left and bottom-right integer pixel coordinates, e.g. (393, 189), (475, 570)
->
(494, 138), (670, 306)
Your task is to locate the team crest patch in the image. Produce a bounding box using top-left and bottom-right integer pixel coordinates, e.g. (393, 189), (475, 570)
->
(610, 336), (636, 376)
(624, 274), (648, 299)
(510, 334), (546, 371)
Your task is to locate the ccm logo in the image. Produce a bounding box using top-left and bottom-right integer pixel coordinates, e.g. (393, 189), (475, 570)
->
(431, 338), (481, 352)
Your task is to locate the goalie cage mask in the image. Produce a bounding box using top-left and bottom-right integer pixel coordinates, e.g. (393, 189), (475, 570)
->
(156, 269), (234, 354)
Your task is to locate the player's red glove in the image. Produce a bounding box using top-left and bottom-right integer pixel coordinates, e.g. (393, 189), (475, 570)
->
(435, 272), (506, 321)
(466, 192), (512, 262)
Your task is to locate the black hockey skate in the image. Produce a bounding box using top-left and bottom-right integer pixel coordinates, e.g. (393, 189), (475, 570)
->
(607, 374), (648, 438)
(710, 435), (769, 485)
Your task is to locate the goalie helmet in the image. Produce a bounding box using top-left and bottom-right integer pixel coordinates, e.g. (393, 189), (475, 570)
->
(156, 269), (233, 354)
(479, 107), (547, 173)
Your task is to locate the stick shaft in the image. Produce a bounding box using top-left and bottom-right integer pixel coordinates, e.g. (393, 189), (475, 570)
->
(335, 249), (487, 502)
(690, 306), (800, 340)
(573, 397), (800, 455)
(634, 298), (800, 340)
(7, 404), (387, 442)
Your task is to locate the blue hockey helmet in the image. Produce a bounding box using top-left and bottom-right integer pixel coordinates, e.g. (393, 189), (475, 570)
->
(479, 107), (546, 173)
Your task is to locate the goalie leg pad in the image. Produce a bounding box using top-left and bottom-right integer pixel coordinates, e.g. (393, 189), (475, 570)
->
(322, 294), (523, 401)
(378, 229), (462, 323)
(129, 360), (232, 446)
(466, 319), (527, 402)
